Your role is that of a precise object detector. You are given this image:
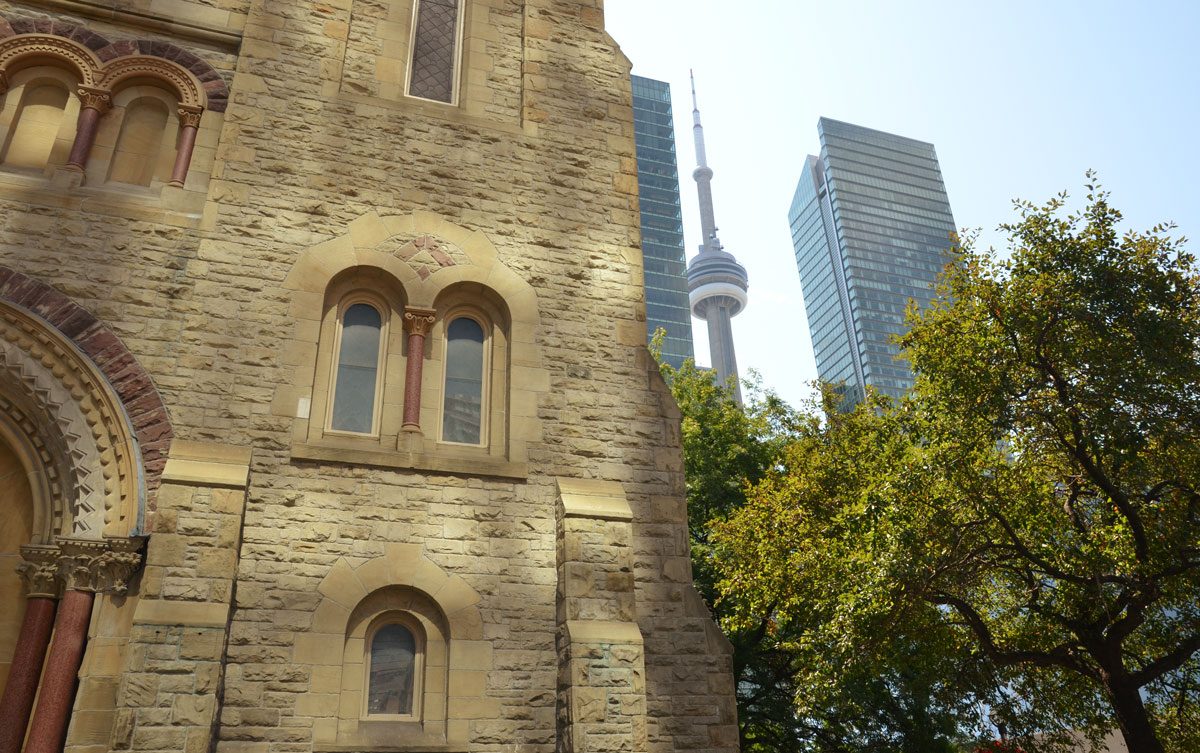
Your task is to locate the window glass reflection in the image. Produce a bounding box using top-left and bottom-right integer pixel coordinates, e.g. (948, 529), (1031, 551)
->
(331, 303), (382, 433)
(442, 317), (484, 444)
(367, 624), (416, 715)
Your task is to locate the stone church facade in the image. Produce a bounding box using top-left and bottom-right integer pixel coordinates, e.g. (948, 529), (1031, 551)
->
(0, 1), (739, 752)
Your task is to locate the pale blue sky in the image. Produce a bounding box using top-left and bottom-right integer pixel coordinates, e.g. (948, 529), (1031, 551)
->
(606, 0), (1200, 409)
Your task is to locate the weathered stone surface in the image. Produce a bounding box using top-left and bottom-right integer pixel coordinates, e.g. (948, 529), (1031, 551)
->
(0, 1), (739, 752)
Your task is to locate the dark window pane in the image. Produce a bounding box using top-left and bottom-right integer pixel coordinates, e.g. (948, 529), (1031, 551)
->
(442, 317), (483, 444)
(409, 0), (459, 103)
(331, 303), (382, 433)
(367, 624), (416, 715)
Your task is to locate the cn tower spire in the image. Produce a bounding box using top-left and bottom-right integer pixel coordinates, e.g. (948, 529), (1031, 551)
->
(690, 70), (720, 254)
(685, 72), (749, 404)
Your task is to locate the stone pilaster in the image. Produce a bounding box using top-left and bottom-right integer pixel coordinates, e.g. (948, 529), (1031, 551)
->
(555, 479), (648, 753)
(100, 441), (250, 753)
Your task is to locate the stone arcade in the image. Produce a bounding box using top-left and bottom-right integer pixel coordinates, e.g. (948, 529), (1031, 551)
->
(0, 1), (739, 753)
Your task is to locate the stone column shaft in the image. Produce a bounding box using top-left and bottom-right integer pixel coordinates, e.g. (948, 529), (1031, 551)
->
(402, 307), (437, 432)
(169, 108), (203, 186)
(0, 597), (57, 753)
(66, 88), (111, 171)
(22, 589), (94, 753)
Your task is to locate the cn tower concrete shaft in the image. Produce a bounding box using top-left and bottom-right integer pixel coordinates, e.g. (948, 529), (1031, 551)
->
(685, 72), (749, 404)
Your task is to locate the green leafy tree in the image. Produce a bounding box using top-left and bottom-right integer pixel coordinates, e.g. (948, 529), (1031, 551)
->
(652, 337), (973, 752)
(712, 179), (1200, 752)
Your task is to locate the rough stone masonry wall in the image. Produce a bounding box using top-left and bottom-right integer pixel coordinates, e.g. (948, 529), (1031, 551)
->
(0, 0), (739, 750)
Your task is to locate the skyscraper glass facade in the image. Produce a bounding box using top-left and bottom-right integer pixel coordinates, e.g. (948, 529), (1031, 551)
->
(632, 75), (694, 369)
(789, 118), (957, 407)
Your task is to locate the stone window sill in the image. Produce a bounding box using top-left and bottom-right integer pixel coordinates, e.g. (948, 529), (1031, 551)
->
(290, 441), (527, 480)
(0, 168), (205, 224)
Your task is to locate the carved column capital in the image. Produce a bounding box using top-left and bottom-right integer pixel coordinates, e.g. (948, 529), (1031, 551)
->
(177, 106), (203, 128)
(75, 86), (112, 113)
(56, 537), (145, 594)
(403, 307), (438, 337)
(17, 545), (62, 599)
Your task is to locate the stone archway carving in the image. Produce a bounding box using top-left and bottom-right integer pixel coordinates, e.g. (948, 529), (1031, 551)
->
(0, 267), (173, 507)
(0, 270), (173, 541)
(0, 17), (229, 112)
(0, 300), (142, 538)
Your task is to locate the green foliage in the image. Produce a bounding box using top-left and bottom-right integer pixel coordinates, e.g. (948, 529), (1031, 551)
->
(709, 177), (1200, 752)
(651, 333), (971, 752)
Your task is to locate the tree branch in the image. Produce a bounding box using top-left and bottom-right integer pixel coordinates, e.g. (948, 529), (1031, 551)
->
(928, 591), (1098, 680)
(1129, 632), (1200, 687)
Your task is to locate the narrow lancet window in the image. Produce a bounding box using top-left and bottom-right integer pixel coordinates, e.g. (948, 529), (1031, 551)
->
(441, 316), (484, 444)
(408, 0), (460, 103)
(367, 624), (416, 715)
(331, 303), (383, 434)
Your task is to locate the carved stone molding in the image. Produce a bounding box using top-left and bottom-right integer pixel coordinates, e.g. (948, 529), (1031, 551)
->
(0, 32), (211, 111)
(75, 85), (112, 112)
(97, 55), (204, 110)
(57, 537), (144, 594)
(0, 299), (143, 538)
(17, 545), (61, 599)
(403, 307), (438, 337)
(0, 34), (101, 88)
(0, 393), (68, 542)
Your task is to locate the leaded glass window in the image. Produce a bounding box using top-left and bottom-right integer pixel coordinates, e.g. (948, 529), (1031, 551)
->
(441, 316), (484, 444)
(330, 302), (383, 433)
(367, 623), (416, 715)
(408, 0), (460, 103)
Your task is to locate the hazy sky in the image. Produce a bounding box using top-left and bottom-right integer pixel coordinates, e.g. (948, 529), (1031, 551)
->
(605, 0), (1200, 409)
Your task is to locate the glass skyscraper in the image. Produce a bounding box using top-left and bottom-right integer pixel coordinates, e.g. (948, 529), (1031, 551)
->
(789, 118), (957, 407)
(632, 75), (694, 369)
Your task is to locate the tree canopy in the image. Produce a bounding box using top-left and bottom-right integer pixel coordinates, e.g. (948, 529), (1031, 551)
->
(709, 179), (1200, 752)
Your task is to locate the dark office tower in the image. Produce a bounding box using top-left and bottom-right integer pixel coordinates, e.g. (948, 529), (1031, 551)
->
(632, 75), (695, 369)
(789, 118), (957, 408)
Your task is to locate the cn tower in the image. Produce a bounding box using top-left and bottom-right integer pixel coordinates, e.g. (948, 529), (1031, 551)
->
(685, 72), (749, 404)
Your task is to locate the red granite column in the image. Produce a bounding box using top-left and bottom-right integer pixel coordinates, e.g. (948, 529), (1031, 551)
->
(402, 307), (437, 432)
(0, 547), (60, 753)
(169, 107), (203, 186)
(22, 538), (142, 753)
(66, 88), (111, 171)
(21, 589), (92, 753)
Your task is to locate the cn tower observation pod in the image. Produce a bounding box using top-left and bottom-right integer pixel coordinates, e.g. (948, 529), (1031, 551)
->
(687, 250), (749, 319)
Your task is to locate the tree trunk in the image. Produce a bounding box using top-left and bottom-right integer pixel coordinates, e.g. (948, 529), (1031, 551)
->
(1103, 672), (1163, 753)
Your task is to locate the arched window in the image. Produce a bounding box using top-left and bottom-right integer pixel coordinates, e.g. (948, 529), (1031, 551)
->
(441, 315), (485, 444)
(107, 97), (170, 186)
(407, 0), (463, 103)
(329, 300), (386, 434)
(2, 82), (69, 169)
(364, 617), (424, 720)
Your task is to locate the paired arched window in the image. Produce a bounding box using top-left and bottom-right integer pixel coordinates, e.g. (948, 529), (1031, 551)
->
(407, 0), (463, 104)
(365, 618), (424, 719)
(329, 299), (387, 435)
(441, 315), (486, 444)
